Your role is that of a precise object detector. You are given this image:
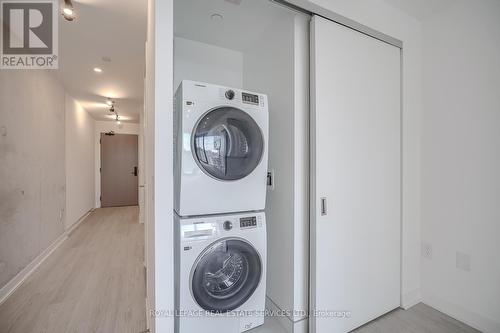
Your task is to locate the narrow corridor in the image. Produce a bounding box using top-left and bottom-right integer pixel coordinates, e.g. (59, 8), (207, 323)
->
(0, 207), (145, 333)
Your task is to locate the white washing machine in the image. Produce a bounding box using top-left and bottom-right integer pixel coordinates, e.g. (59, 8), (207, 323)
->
(175, 211), (267, 333)
(174, 80), (269, 216)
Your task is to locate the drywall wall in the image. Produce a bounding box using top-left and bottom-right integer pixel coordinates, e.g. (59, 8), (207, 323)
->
(292, 13), (310, 324)
(173, 37), (243, 90)
(94, 121), (140, 208)
(243, 10), (311, 330)
(65, 94), (95, 229)
(299, 0), (424, 308)
(0, 70), (66, 290)
(243, 12), (294, 316)
(146, 0), (175, 331)
(421, 1), (500, 332)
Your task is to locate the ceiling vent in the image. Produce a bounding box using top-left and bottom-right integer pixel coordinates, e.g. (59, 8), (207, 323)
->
(225, 0), (242, 5)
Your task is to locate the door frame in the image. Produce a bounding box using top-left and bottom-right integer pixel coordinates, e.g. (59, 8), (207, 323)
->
(99, 132), (139, 207)
(94, 123), (141, 208)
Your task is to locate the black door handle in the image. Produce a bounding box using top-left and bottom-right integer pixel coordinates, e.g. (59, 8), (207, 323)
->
(133, 166), (138, 176)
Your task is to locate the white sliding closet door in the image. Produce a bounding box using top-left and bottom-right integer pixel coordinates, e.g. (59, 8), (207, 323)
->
(310, 16), (401, 333)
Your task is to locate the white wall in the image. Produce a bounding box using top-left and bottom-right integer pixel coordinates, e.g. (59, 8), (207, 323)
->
(0, 71), (66, 291)
(299, 0), (424, 308)
(174, 37), (243, 91)
(421, 1), (500, 332)
(94, 121), (140, 208)
(146, 0), (175, 332)
(65, 94), (95, 229)
(242, 10), (311, 332)
(243, 12), (296, 321)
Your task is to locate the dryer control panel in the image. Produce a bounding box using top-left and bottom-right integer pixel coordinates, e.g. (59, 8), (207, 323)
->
(242, 92), (259, 105)
(240, 216), (258, 229)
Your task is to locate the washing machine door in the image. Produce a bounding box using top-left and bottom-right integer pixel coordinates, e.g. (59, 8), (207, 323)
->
(191, 238), (262, 313)
(192, 107), (264, 181)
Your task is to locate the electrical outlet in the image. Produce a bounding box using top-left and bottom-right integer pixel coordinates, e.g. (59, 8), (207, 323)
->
(456, 252), (471, 272)
(422, 242), (432, 260)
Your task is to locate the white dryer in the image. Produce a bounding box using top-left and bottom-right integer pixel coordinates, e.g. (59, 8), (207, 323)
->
(175, 212), (267, 333)
(174, 80), (269, 216)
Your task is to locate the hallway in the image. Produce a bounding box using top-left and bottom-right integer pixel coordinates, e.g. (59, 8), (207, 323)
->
(0, 207), (146, 333)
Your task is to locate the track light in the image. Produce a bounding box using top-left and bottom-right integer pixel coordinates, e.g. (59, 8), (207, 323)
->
(115, 115), (121, 125)
(106, 98), (114, 106)
(62, 0), (76, 21)
(110, 105), (115, 113)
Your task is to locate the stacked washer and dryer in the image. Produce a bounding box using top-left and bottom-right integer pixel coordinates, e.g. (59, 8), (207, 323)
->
(174, 80), (269, 333)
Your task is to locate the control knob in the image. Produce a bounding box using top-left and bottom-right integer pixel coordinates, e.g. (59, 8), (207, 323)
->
(225, 90), (235, 100)
(223, 221), (233, 231)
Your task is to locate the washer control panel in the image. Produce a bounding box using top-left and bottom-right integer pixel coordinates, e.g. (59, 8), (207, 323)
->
(240, 216), (257, 229)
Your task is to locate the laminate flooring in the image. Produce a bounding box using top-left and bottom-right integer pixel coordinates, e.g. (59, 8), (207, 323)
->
(0, 207), (481, 333)
(0, 207), (146, 333)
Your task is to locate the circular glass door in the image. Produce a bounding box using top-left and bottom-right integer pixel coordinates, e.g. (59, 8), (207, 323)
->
(192, 107), (264, 181)
(191, 238), (262, 313)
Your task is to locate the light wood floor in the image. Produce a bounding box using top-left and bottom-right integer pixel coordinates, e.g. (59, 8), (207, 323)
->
(255, 303), (480, 333)
(352, 303), (480, 333)
(0, 207), (480, 333)
(0, 206), (146, 333)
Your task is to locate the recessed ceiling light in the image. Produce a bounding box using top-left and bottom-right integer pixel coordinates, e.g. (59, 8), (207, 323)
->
(94, 67), (103, 73)
(210, 13), (223, 21)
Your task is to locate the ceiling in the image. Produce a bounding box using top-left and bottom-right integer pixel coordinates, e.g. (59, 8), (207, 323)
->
(59, 0), (457, 124)
(57, 0), (147, 123)
(382, 0), (458, 21)
(174, 0), (295, 52)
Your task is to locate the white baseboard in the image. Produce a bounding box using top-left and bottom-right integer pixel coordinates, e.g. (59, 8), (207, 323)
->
(0, 232), (67, 306)
(401, 288), (422, 310)
(0, 208), (94, 306)
(66, 208), (94, 234)
(423, 294), (500, 333)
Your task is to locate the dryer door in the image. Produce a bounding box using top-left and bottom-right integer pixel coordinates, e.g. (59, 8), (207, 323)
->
(192, 107), (264, 181)
(191, 238), (262, 313)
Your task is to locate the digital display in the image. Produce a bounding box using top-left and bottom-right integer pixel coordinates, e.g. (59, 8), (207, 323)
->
(240, 216), (257, 228)
(242, 92), (259, 105)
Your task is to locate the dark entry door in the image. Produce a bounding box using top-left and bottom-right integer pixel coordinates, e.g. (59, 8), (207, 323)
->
(100, 133), (138, 207)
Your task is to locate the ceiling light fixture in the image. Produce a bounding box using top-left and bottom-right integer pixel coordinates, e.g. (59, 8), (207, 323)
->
(106, 98), (114, 106)
(210, 13), (224, 21)
(62, 0), (76, 21)
(115, 114), (121, 125)
(94, 67), (103, 73)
